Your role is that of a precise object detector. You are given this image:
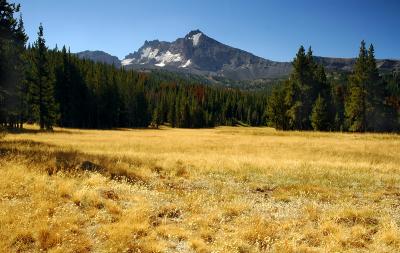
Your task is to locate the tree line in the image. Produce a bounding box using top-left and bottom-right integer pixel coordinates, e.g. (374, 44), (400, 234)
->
(266, 43), (400, 132)
(1, 0), (399, 132)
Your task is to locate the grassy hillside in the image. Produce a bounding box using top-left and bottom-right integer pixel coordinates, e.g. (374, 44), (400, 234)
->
(1, 126), (400, 252)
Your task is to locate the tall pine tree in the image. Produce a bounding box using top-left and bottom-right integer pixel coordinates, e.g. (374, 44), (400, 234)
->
(0, 1), (27, 128)
(28, 24), (58, 130)
(266, 83), (288, 130)
(277, 46), (330, 130)
(345, 41), (368, 132)
(345, 41), (384, 132)
(366, 44), (385, 131)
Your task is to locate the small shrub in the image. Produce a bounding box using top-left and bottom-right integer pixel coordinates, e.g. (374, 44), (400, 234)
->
(12, 233), (35, 252)
(38, 229), (61, 250)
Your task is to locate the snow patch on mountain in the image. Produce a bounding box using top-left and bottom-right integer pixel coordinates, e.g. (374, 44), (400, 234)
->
(121, 58), (135, 66)
(154, 51), (182, 67)
(155, 62), (165, 67)
(141, 47), (159, 59)
(189, 33), (202, 46)
(180, 59), (191, 68)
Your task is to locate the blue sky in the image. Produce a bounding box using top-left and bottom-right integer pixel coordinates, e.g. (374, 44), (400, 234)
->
(15, 0), (400, 62)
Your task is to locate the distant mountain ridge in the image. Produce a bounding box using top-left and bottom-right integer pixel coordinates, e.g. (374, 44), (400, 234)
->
(76, 50), (121, 68)
(76, 30), (400, 81)
(314, 56), (400, 73)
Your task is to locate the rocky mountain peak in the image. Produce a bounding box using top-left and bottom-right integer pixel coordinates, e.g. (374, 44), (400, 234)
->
(120, 30), (292, 80)
(186, 29), (203, 37)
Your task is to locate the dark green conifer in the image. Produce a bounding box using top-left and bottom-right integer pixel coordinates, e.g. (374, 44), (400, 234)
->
(28, 24), (58, 130)
(311, 94), (329, 131)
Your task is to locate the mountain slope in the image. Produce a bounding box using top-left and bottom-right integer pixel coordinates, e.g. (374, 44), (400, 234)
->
(121, 30), (292, 80)
(76, 50), (121, 67)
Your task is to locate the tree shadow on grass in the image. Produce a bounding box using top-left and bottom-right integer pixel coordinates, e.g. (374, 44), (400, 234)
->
(0, 139), (148, 184)
(6, 128), (75, 135)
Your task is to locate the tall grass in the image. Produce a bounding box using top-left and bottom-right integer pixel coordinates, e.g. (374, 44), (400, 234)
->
(1, 125), (399, 252)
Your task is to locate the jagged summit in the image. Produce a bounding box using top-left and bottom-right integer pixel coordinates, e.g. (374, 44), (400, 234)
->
(120, 30), (292, 80)
(185, 30), (204, 47)
(186, 29), (203, 37)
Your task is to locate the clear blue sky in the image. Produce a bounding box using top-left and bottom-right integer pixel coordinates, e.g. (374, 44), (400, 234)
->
(15, 0), (400, 62)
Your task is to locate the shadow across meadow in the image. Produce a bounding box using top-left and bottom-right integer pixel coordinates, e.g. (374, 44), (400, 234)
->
(0, 139), (149, 184)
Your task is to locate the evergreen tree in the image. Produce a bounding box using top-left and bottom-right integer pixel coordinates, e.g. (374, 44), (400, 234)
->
(27, 24), (58, 130)
(284, 46), (322, 130)
(345, 41), (368, 132)
(331, 80), (346, 131)
(55, 46), (71, 126)
(0, 1), (27, 128)
(366, 44), (385, 131)
(167, 98), (176, 127)
(311, 94), (329, 131)
(180, 102), (191, 128)
(0, 0), (19, 122)
(134, 85), (150, 127)
(285, 46), (306, 129)
(15, 15), (29, 128)
(151, 107), (162, 128)
(345, 40), (385, 132)
(266, 84), (288, 130)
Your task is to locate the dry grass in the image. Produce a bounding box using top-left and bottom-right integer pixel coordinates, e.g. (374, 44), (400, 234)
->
(1, 125), (400, 252)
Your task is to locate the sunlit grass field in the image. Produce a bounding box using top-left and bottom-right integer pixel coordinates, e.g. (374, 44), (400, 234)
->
(1, 126), (400, 252)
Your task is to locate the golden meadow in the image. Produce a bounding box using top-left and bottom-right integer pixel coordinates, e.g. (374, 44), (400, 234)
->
(1, 126), (400, 252)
